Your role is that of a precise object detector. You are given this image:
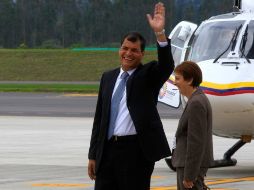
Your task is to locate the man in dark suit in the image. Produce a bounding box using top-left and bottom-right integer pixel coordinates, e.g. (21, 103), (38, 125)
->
(88, 2), (174, 190)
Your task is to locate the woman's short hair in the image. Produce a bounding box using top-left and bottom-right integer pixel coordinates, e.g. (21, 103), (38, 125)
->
(174, 61), (202, 87)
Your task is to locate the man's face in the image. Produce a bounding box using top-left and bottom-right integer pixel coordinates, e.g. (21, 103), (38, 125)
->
(119, 39), (144, 71)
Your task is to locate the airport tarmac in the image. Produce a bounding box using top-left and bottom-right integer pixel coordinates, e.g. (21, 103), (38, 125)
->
(0, 116), (253, 190)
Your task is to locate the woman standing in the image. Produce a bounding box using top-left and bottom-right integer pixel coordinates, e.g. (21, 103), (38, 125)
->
(172, 61), (213, 190)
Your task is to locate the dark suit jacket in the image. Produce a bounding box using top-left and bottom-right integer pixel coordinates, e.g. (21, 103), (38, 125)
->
(172, 88), (214, 181)
(88, 40), (174, 172)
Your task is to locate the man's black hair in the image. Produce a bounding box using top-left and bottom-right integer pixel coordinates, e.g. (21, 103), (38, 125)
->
(120, 31), (146, 52)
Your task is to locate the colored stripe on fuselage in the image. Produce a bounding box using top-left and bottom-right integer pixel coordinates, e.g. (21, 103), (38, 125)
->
(200, 81), (254, 96)
(167, 78), (254, 96)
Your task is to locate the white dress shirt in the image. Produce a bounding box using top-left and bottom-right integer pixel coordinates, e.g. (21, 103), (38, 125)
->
(112, 68), (136, 136)
(112, 41), (168, 136)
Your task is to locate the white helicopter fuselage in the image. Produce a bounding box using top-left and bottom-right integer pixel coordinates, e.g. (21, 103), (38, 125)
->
(160, 4), (254, 140)
(162, 0), (254, 170)
(195, 13), (254, 139)
(199, 59), (254, 139)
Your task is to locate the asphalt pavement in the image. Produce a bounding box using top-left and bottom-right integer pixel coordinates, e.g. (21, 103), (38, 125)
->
(0, 92), (253, 190)
(0, 116), (253, 190)
(0, 92), (182, 118)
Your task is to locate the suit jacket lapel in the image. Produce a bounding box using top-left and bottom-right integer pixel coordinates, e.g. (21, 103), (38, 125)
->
(179, 88), (202, 116)
(126, 64), (142, 101)
(106, 69), (120, 110)
(176, 88), (203, 136)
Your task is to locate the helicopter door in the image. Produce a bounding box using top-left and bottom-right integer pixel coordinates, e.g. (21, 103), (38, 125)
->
(169, 21), (197, 65)
(158, 21), (197, 108)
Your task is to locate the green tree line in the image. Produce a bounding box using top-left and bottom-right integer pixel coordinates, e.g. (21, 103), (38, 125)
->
(0, 0), (233, 48)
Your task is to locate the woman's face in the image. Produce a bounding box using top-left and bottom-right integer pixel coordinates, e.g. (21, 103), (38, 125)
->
(174, 72), (192, 97)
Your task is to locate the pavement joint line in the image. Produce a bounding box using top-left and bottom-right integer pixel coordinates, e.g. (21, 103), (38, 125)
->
(151, 175), (166, 179)
(32, 183), (92, 187)
(151, 186), (177, 190)
(206, 176), (254, 186)
(30, 175), (254, 189)
(63, 93), (97, 97)
(151, 186), (234, 190)
(148, 176), (254, 190)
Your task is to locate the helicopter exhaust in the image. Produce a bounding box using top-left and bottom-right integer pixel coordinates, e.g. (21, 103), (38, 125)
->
(234, 0), (254, 12)
(233, 0), (241, 10)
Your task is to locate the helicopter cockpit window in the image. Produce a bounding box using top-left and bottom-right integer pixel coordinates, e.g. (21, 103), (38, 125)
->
(188, 21), (245, 62)
(170, 26), (186, 65)
(242, 21), (254, 59)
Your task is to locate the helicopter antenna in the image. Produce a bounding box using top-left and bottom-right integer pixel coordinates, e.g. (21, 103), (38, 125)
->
(233, 0), (241, 11)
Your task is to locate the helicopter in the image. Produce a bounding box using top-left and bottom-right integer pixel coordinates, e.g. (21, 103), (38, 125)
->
(158, 0), (254, 170)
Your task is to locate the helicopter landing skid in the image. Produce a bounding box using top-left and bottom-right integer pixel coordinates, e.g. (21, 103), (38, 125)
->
(211, 139), (246, 168)
(165, 139), (246, 171)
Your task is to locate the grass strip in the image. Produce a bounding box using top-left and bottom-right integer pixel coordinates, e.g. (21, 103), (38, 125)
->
(0, 49), (157, 81)
(0, 83), (99, 94)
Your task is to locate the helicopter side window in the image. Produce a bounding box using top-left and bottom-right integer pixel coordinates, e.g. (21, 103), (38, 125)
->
(170, 27), (186, 65)
(246, 34), (254, 58)
(244, 21), (254, 59)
